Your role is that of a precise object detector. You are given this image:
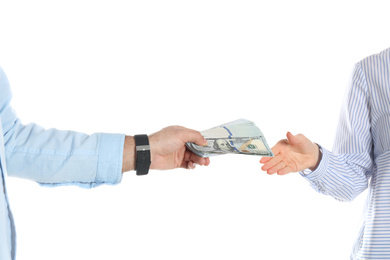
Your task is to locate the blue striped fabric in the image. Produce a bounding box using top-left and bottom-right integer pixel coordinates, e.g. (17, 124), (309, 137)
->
(301, 48), (390, 259)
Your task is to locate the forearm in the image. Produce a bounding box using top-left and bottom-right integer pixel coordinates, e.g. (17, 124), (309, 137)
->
(5, 119), (124, 187)
(301, 146), (371, 202)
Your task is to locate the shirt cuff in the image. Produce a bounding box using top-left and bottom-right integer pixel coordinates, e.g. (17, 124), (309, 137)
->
(95, 133), (125, 186)
(299, 145), (329, 181)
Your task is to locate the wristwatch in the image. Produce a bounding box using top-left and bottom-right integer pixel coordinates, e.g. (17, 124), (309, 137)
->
(134, 134), (151, 175)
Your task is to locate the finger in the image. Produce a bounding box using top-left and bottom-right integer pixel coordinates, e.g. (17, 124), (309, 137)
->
(260, 140), (284, 164)
(267, 161), (286, 175)
(203, 157), (210, 166)
(183, 149), (192, 162)
(188, 152), (208, 166)
(260, 157), (272, 164)
(261, 155), (282, 171)
(277, 166), (294, 175)
(181, 151), (193, 169)
(181, 151), (209, 169)
(270, 142), (284, 156)
(187, 161), (196, 169)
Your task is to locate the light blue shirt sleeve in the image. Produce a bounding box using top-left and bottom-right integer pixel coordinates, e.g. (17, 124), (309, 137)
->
(0, 66), (125, 188)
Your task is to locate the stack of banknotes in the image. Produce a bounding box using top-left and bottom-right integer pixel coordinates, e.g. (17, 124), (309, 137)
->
(186, 119), (274, 157)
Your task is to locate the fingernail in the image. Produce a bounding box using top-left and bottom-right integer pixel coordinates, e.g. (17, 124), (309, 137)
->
(189, 162), (196, 169)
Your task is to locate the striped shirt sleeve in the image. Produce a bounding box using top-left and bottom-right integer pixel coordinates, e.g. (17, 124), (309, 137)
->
(300, 62), (374, 202)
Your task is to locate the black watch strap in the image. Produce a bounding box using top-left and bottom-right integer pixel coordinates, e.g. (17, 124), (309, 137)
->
(134, 134), (151, 175)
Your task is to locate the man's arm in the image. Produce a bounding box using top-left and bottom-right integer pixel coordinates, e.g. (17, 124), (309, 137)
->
(0, 67), (209, 188)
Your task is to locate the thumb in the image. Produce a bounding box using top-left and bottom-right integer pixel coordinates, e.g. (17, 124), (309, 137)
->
(185, 129), (208, 147)
(286, 132), (301, 146)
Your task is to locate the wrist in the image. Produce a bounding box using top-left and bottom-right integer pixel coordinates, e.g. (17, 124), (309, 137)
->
(148, 134), (163, 170)
(134, 134), (151, 175)
(309, 143), (322, 171)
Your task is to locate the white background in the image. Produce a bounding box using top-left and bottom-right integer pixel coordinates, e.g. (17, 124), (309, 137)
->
(0, 1), (389, 259)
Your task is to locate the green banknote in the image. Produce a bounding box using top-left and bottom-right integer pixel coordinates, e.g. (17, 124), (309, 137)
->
(186, 119), (274, 158)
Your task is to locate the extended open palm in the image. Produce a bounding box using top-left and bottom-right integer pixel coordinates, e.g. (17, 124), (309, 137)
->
(260, 132), (321, 175)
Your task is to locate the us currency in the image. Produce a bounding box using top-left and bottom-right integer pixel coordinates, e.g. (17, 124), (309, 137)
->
(186, 119), (274, 157)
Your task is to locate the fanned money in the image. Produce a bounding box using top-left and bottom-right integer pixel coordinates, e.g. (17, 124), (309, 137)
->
(186, 119), (274, 157)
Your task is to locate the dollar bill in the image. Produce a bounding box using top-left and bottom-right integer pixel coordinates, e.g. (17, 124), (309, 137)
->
(186, 119), (274, 157)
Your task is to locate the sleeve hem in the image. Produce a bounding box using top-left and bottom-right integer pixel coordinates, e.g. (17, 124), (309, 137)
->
(299, 145), (329, 181)
(95, 133), (125, 185)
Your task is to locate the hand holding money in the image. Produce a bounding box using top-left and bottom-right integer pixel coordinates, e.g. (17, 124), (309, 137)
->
(186, 119), (274, 158)
(147, 126), (210, 170)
